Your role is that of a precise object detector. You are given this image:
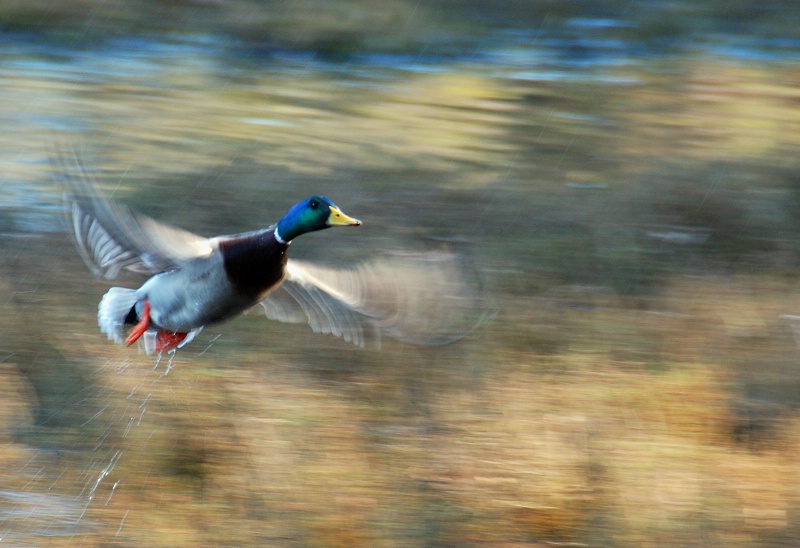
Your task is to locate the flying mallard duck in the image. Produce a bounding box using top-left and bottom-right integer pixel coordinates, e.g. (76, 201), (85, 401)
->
(60, 153), (487, 354)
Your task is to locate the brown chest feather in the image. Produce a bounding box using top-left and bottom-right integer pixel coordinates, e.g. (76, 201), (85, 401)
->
(219, 232), (288, 298)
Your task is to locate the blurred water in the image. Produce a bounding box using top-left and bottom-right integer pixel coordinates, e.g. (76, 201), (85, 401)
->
(2, 24), (793, 230)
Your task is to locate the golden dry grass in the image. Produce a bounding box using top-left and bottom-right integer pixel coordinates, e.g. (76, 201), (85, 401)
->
(1, 41), (800, 546)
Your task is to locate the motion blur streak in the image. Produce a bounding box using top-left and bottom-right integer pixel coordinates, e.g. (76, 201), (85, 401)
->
(1, 1), (799, 545)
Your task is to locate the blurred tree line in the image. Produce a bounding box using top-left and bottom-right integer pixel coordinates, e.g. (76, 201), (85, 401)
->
(1, 0), (798, 53)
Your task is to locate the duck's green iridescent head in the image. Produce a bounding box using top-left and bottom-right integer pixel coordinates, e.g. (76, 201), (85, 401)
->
(275, 196), (361, 243)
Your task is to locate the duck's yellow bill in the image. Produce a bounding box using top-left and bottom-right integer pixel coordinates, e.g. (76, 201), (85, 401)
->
(327, 205), (362, 226)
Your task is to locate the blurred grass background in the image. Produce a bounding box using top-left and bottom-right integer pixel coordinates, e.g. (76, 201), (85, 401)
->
(1, 0), (800, 545)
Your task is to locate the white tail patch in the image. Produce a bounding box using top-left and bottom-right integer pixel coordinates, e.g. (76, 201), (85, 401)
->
(98, 287), (139, 344)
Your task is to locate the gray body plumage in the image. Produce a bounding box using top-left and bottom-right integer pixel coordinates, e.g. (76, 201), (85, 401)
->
(136, 251), (261, 332)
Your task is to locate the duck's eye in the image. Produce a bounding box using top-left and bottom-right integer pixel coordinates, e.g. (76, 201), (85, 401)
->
(310, 200), (319, 209)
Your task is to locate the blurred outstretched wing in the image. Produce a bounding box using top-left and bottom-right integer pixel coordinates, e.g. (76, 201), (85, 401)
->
(57, 151), (214, 279)
(259, 252), (493, 346)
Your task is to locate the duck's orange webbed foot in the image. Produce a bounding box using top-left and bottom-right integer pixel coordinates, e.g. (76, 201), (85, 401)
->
(155, 331), (189, 353)
(125, 300), (151, 346)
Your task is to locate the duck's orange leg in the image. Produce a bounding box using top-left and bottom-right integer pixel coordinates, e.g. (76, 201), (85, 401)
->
(125, 300), (151, 346)
(155, 331), (189, 353)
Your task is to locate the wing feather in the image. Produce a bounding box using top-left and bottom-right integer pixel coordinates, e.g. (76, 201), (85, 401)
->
(260, 251), (493, 347)
(57, 149), (214, 279)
